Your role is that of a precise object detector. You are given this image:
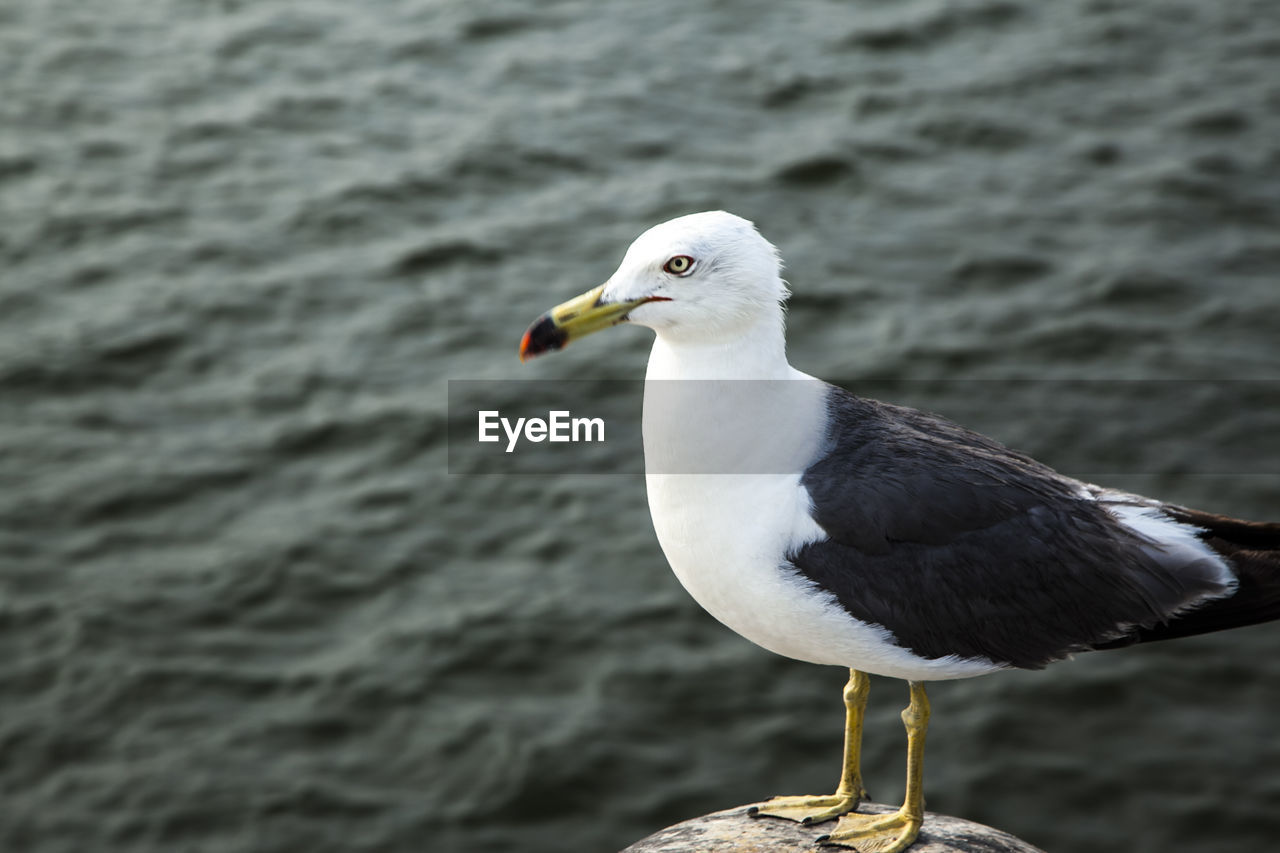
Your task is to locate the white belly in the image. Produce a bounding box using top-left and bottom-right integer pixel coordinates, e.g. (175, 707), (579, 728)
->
(638, 343), (999, 681)
(644, 472), (1003, 681)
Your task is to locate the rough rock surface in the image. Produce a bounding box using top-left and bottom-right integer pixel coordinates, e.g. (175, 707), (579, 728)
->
(621, 803), (1047, 853)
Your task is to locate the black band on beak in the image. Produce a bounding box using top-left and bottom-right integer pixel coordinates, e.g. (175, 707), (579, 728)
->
(519, 314), (569, 361)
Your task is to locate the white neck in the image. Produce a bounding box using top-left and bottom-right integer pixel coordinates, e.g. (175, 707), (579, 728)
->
(645, 311), (799, 382)
(640, 310), (824, 477)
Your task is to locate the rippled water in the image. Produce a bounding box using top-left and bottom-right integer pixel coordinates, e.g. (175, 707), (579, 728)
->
(3, 1), (1279, 851)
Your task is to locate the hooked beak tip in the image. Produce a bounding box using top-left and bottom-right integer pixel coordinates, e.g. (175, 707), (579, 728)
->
(518, 314), (567, 362)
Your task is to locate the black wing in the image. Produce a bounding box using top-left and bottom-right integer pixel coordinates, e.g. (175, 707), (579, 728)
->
(788, 387), (1234, 669)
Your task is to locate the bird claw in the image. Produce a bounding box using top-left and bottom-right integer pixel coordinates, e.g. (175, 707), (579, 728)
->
(815, 809), (921, 852)
(747, 792), (864, 825)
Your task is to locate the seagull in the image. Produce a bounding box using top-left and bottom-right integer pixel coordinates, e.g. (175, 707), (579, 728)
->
(518, 211), (1280, 852)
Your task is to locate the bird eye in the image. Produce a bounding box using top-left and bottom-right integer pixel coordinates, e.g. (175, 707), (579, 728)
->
(663, 255), (695, 275)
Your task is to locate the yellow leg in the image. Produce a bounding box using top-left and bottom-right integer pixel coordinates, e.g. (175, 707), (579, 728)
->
(818, 681), (929, 852)
(748, 669), (870, 825)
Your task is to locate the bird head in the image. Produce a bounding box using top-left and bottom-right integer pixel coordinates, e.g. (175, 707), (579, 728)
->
(519, 211), (788, 360)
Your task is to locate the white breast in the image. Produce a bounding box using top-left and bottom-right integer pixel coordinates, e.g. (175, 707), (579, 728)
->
(640, 350), (1001, 681)
(644, 471), (1000, 680)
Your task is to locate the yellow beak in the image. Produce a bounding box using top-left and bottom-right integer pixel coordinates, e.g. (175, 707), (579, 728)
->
(518, 285), (669, 361)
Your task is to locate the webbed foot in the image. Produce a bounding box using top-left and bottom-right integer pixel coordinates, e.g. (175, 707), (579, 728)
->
(747, 787), (867, 825)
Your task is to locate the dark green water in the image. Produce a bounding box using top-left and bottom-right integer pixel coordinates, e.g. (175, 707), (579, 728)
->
(3, 1), (1279, 851)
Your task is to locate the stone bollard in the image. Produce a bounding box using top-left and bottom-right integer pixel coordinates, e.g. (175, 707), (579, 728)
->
(621, 802), (1046, 853)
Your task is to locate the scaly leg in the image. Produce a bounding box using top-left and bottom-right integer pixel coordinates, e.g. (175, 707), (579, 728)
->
(818, 681), (929, 852)
(748, 669), (870, 825)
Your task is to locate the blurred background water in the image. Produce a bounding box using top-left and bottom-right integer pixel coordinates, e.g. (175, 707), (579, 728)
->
(2, 0), (1279, 851)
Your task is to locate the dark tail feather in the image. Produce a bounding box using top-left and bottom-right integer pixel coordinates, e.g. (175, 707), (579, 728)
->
(1097, 507), (1280, 648)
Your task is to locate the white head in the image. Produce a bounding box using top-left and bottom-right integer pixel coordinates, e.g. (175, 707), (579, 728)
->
(520, 211), (790, 360)
(605, 211), (789, 342)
